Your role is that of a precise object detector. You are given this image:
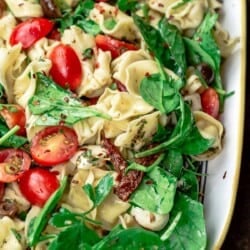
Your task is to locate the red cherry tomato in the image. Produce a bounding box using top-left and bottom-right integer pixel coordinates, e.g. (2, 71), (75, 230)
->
(30, 126), (78, 167)
(48, 28), (61, 41)
(10, 18), (54, 49)
(49, 44), (83, 91)
(95, 35), (138, 59)
(0, 182), (5, 200)
(0, 105), (26, 136)
(201, 88), (220, 118)
(0, 149), (31, 183)
(19, 168), (59, 207)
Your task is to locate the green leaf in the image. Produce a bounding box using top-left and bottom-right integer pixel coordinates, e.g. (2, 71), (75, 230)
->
(158, 18), (187, 78)
(93, 225), (164, 250)
(172, 126), (214, 155)
(48, 223), (100, 250)
(161, 150), (183, 178)
(164, 193), (207, 250)
(140, 73), (180, 114)
(83, 174), (114, 207)
(76, 19), (101, 36)
(130, 167), (177, 214)
(152, 124), (172, 143)
(95, 174), (114, 206)
(28, 73), (110, 126)
(135, 101), (193, 157)
(55, 0), (100, 35)
(103, 18), (117, 30)
(49, 208), (80, 228)
(28, 177), (68, 247)
(117, 0), (138, 12)
(178, 172), (199, 200)
(0, 122), (27, 148)
(133, 15), (177, 73)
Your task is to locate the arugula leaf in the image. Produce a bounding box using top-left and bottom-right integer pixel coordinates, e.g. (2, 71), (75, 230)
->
(117, 0), (138, 12)
(172, 0), (193, 9)
(135, 101), (193, 157)
(152, 124), (172, 143)
(92, 225), (164, 250)
(140, 73), (180, 114)
(28, 177), (67, 247)
(28, 73), (110, 126)
(0, 121), (27, 148)
(133, 15), (177, 73)
(130, 167), (177, 214)
(83, 174), (114, 207)
(55, 0), (101, 35)
(48, 223), (100, 250)
(158, 18), (187, 78)
(163, 193), (207, 250)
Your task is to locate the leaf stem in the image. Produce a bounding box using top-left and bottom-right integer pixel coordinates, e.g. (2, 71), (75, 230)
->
(0, 125), (20, 145)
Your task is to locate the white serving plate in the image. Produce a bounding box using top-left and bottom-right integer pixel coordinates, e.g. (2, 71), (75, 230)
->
(204, 0), (246, 249)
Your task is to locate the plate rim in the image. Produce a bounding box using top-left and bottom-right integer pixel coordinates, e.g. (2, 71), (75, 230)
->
(213, 1), (246, 248)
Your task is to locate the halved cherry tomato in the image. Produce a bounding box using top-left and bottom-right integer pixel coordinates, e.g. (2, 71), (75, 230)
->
(30, 126), (78, 166)
(10, 18), (54, 49)
(0, 105), (26, 136)
(0, 182), (5, 200)
(48, 28), (61, 41)
(0, 149), (31, 183)
(49, 44), (83, 91)
(19, 168), (59, 207)
(201, 87), (220, 118)
(95, 35), (138, 59)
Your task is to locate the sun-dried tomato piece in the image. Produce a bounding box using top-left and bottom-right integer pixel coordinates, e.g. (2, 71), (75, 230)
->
(103, 138), (127, 173)
(115, 170), (143, 201)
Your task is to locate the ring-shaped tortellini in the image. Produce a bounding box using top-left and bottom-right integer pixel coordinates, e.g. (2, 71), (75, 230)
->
(61, 25), (95, 58)
(14, 59), (52, 108)
(130, 206), (169, 231)
(3, 183), (30, 213)
(193, 111), (224, 160)
(0, 13), (17, 46)
(73, 117), (105, 145)
(70, 145), (108, 170)
(96, 88), (154, 121)
(62, 168), (130, 230)
(0, 216), (25, 250)
(114, 111), (160, 151)
(213, 23), (240, 58)
(27, 38), (59, 61)
(112, 50), (176, 96)
(149, 0), (208, 30)
(5, 0), (43, 19)
(182, 72), (205, 95)
(0, 44), (24, 103)
(89, 2), (139, 41)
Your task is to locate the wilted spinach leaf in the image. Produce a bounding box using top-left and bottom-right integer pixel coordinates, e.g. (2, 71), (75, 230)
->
(130, 166), (177, 214)
(28, 73), (110, 126)
(164, 193), (207, 250)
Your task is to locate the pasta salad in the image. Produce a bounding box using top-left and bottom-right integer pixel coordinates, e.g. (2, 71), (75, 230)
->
(0, 0), (238, 249)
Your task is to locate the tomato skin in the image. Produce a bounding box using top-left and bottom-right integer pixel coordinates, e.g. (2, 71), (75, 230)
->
(10, 18), (54, 49)
(48, 28), (61, 41)
(0, 182), (5, 201)
(49, 44), (83, 91)
(19, 168), (59, 207)
(0, 105), (26, 136)
(201, 88), (220, 118)
(30, 126), (78, 167)
(95, 35), (138, 59)
(0, 149), (31, 183)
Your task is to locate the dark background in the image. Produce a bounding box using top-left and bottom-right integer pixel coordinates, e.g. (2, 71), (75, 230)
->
(221, 2), (249, 249)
